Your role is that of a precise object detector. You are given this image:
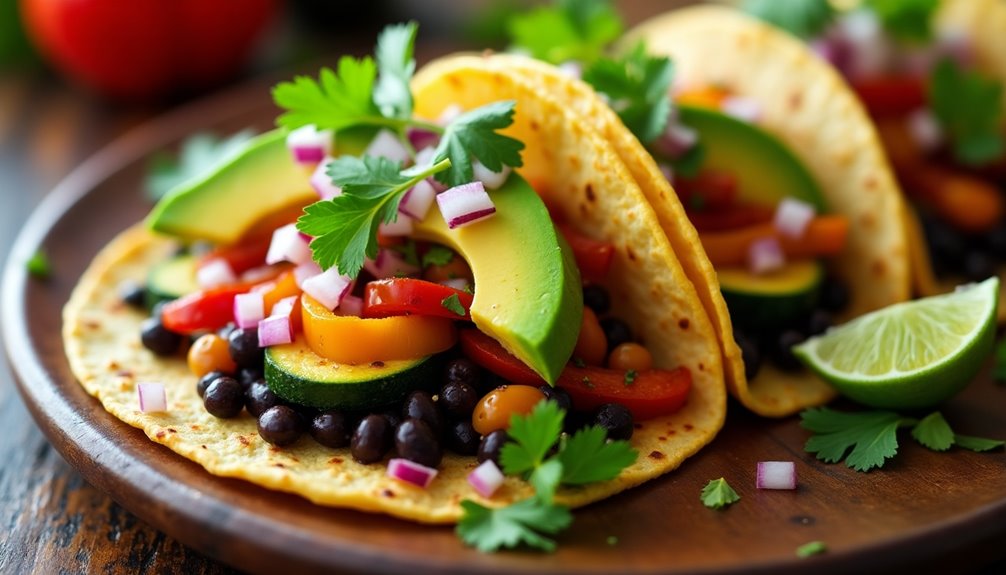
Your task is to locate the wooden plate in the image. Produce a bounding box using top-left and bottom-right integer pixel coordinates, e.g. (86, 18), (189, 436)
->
(3, 78), (1006, 575)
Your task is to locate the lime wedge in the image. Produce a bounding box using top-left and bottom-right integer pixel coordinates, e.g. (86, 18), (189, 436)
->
(793, 277), (1000, 409)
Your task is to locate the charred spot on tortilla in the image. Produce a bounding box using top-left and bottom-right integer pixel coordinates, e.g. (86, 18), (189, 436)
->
(648, 451), (665, 460)
(678, 319), (689, 330)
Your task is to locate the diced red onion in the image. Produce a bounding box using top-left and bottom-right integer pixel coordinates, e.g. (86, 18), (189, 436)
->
(748, 237), (786, 275)
(286, 125), (333, 165)
(467, 459), (504, 498)
(721, 96), (761, 124)
(387, 458), (438, 488)
(437, 104), (463, 126)
(301, 268), (353, 310)
(378, 214), (414, 237)
(413, 146), (436, 168)
(251, 280), (276, 294)
(472, 161), (511, 191)
(437, 182), (496, 229)
(399, 179), (437, 220)
(338, 294), (363, 317)
(652, 122), (698, 159)
(407, 127), (440, 152)
(838, 11), (893, 79)
(440, 278), (471, 292)
(907, 108), (943, 152)
(659, 163), (674, 184)
(266, 224), (313, 266)
(934, 28), (974, 69)
(241, 265), (279, 284)
(773, 198), (817, 239)
(271, 295), (298, 318)
(311, 157), (342, 200)
(258, 314), (293, 347)
(293, 261), (322, 289)
(233, 291), (265, 329)
(756, 461), (797, 490)
(137, 382), (167, 413)
(196, 258), (237, 289)
(365, 129), (410, 165)
(363, 250), (421, 279)
(558, 60), (583, 79)
(810, 35), (854, 76)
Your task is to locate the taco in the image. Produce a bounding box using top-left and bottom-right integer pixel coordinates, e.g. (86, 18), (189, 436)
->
(487, 5), (911, 417)
(62, 26), (726, 526)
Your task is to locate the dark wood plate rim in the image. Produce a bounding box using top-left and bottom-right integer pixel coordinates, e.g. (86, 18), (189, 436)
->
(2, 76), (1005, 575)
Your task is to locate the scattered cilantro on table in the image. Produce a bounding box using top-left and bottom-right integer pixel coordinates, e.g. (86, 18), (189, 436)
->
(582, 43), (674, 144)
(145, 131), (254, 200)
(929, 59), (1005, 166)
(441, 293), (466, 317)
(742, 0), (834, 40)
(507, 0), (623, 66)
(796, 540), (827, 558)
(801, 407), (1004, 472)
(700, 478), (740, 509)
(863, 0), (938, 43)
(457, 401), (637, 553)
(26, 250), (51, 279)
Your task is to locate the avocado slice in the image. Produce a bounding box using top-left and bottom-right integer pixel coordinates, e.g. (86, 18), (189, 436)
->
(412, 173), (582, 384)
(718, 261), (823, 332)
(147, 129), (317, 244)
(678, 105), (826, 210)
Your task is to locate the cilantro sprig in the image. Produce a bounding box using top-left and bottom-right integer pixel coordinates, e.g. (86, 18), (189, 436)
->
(457, 401), (637, 553)
(700, 478), (740, 509)
(432, 101), (525, 187)
(507, 0), (623, 66)
(801, 407), (1003, 472)
(929, 59), (1005, 166)
(583, 43), (674, 144)
(742, 0), (834, 40)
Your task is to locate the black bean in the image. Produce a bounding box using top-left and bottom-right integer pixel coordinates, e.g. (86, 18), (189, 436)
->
(310, 410), (351, 449)
(445, 358), (480, 389)
(773, 330), (807, 372)
(203, 377), (244, 418)
(228, 328), (263, 369)
(120, 280), (147, 309)
(380, 410), (402, 430)
(734, 331), (762, 381)
(245, 380), (280, 418)
(394, 419), (442, 468)
(446, 420), (480, 456)
(440, 380), (479, 419)
(819, 278), (851, 313)
(599, 317), (632, 353)
(538, 385), (573, 413)
(806, 309), (833, 337)
(239, 368), (264, 388)
(140, 316), (182, 356)
(582, 284), (611, 315)
(351, 415), (393, 464)
(257, 405), (304, 447)
(196, 371), (227, 399)
(402, 391), (444, 436)
(594, 403), (633, 441)
(477, 429), (509, 465)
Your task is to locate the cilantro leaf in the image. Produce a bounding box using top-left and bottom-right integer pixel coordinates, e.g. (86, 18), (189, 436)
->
(700, 478), (740, 509)
(441, 293), (466, 317)
(796, 540), (827, 558)
(146, 131), (254, 200)
(273, 57), (382, 131)
(954, 434), (1005, 452)
(500, 400), (565, 476)
(800, 408), (914, 472)
(507, 0), (623, 65)
(558, 425), (637, 485)
(623, 369), (637, 387)
(930, 59), (1005, 166)
(457, 498), (572, 553)
(530, 459), (564, 504)
(374, 21), (418, 121)
(422, 245), (454, 268)
(433, 101), (525, 187)
(26, 250), (51, 279)
(911, 412), (954, 452)
(742, 0), (834, 39)
(864, 0), (938, 43)
(583, 43), (674, 143)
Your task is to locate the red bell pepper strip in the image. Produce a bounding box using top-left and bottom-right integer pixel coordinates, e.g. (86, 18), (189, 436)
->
(688, 204), (775, 233)
(161, 284), (250, 334)
(675, 169), (738, 212)
(557, 225), (614, 282)
(459, 329), (692, 421)
(363, 278), (473, 320)
(850, 74), (926, 118)
(198, 233), (271, 276)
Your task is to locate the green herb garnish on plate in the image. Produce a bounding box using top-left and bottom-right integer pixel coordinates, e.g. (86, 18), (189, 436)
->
(700, 477), (740, 509)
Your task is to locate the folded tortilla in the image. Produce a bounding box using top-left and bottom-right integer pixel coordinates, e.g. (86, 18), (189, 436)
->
(63, 58), (727, 524)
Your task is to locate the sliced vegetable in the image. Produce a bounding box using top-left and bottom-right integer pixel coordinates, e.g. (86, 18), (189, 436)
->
(674, 86), (729, 110)
(700, 215), (849, 267)
(688, 204), (774, 232)
(756, 461), (797, 490)
(459, 328), (543, 386)
(302, 294), (457, 364)
(378, 215), (414, 237)
(472, 161), (512, 190)
(146, 254), (200, 308)
(137, 382), (167, 413)
(258, 295), (298, 348)
(387, 458), (439, 488)
(748, 237), (786, 275)
(398, 180), (437, 220)
(675, 170), (738, 212)
(437, 181), (497, 229)
(200, 233), (272, 276)
(773, 198), (816, 239)
(261, 271), (302, 315)
(557, 225), (614, 282)
(364, 129), (411, 165)
(363, 278), (474, 320)
(721, 96), (761, 123)
(301, 267), (353, 311)
(162, 284), (251, 334)
(310, 157), (342, 200)
(468, 460), (505, 498)
(196, 258), (237, 289)
(233, 291), (265, 329)
(363, 249), (421, 279)
(266, 223), (313, 266)
(286, 125), (333, 165)
(899, 163), (1005, 233)
(850, 75), (926, 117)
(718, 261), (823, 332)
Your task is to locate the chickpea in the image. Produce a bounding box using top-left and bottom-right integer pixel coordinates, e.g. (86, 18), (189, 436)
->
(608, 342), (653, 372)
(472, 385), (546, 436)
(188, 334), (237, 377)
(574, 307), (608, 366)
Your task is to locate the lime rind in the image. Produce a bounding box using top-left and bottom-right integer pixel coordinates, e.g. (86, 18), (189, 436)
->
(793, 277), (999, 409)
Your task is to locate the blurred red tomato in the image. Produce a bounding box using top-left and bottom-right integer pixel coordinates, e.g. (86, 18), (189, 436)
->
(20, 0), (278, 100)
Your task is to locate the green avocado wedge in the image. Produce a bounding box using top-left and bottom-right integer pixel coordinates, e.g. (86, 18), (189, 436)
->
(147, 129), (317, 244)
(413, 173), (583, 384)
(678, 105), (826, 210)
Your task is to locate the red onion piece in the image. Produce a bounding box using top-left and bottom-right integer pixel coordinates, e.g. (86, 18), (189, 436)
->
(838, 11), (893, 80)
(399, 179), (437, 220)
(286, 125), (333, 165)
(137, 382), (167, 413)
(363, 250), (420, 279)
(196, 258), (237, 289)
(756, 461), (797, 490)
(311, 157), (342, 200)
(907, 108), (943, 152)
(257, 314), (293, 347)
(233, 292), (265, 329)
(748, 237), (786, 275)
(407, 126), (440, 152)
(271, 295), (299, 319)
(721, 96), (761, 124)
(266, 224), (313, 266)
(472, 161), (511, 190)
(773, 198), (816, 239)
(378, 214), (414, 237)
(365, 129), (410, 165)
(652, 122), (698, 159)
(440, 278), (471, 292)
(387, 458), (438, 488)
(437, 182), (496, 229)
(659, 163), (675, 184)
(338, 294), (364, 317)
(467, 460), (504, 498)
(302, 268), (353, 311)
(413, 146), (436, 168)
(241, 265), (279, 284)
(294, 261), (322, 289)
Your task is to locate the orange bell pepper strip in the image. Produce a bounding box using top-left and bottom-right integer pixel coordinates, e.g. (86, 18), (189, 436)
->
(675, 86), (729, 110)
(260, 271), (301, 315)
(700, 215), (849, 267)
(301, 294), (457, 364)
